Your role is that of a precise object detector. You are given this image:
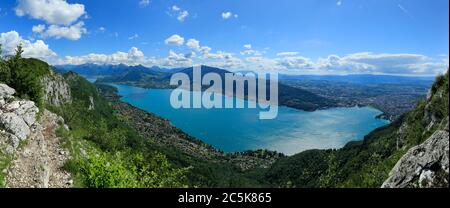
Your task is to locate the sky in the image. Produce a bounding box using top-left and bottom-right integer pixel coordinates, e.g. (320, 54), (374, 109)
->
(0, 0), (448, 75)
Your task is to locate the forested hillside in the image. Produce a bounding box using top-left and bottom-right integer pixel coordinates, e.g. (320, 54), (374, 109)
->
(262, 70), (449, 188)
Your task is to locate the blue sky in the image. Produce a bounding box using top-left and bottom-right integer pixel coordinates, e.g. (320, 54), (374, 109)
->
(0, 0), (448, 75)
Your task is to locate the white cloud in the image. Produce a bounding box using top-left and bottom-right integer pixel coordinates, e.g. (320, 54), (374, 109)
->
(32, 24), (46, 33)
(177, 10), (189, 22)
(337, 1), (342, 6)
(128, 34), (139, 40)
(186, 39), (200, 49)
(312, 52), (443, 75)
(3, 30), (445, 75)
(240, 45), (264, 56)
(60, 47), (147, 66)
(170, 5), (189, 22)
(276, 52), (299, 57)
(172, 5), (181, 11)
(240, 50), (262, 56)
(222, 12), (238, 19)
(164, 50), (193, 66)
(34, 21), (87, 41)
(16, 0), (87, 40)
(15, 0), (85, 25)
(0, 30), (57, 62)
(277, 55), (314, 70)
(199, 46), (212, 55)
(165, 34), (185, 46)
(139, 0), (150, 8)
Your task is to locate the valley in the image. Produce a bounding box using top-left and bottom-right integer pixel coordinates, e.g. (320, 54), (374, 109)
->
(57, 64), (432, 120)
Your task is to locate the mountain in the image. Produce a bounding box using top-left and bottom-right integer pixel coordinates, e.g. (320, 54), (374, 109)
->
(55, 63), (174, 77)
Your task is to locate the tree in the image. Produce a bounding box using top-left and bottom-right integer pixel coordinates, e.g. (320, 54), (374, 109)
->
(0, 44), (11, 84)
(15, 43), (24, 60)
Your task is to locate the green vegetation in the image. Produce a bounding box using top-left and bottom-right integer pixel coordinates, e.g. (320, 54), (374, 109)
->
(0, 44), (50, 108)
(261, 70), (449, 188)
(49, 73), (190, 188)
(2, 47), (447, 188)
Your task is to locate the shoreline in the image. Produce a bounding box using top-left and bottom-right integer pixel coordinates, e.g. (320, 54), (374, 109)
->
(101, 82), (391, 156)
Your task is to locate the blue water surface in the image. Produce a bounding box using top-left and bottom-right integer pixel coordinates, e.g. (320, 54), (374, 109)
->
(114, 84), (390, 155)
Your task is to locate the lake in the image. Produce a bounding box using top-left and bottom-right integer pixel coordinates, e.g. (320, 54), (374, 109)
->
(114, 84), (390, 155)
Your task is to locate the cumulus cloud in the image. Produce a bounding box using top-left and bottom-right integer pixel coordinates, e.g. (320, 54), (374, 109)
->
(16, 0), (87, 40)
(240, 50), (262, 56)
(309, 52), (447, 75)
(15, 0), (85, 25)
(0, 30), (57, 62)
(186, 39), (200, 50)
(184, 38), (213, 58)
(165, 34), (185, 46)
(172, 5), (180, 11)
(169, 5), (189, 22)
(240, 45), (264, 56)
(277, 55), (314, 70)
(34, 21), (87, 40)
(276, 52), (299, 57)
(3, 30), (445, 75)
(32, 24), (46, 33)
(164, 50), (193, 66)
(177, 10), (189, 22)
(59, 47), (147, 66)
(222, 12), (238, 19)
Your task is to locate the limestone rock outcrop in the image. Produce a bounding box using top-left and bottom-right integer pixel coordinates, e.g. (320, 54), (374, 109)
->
(382, 126), (449, 188)
(0, 84), (39, 150)
(41, 73), (72, 106)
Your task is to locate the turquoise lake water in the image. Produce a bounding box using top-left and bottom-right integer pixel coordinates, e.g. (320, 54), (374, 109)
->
(114, 84), (390, 155)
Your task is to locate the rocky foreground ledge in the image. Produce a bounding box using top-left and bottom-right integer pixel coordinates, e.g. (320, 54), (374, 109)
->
(382, 120), (449, 188)
(0, 84), (72, 188)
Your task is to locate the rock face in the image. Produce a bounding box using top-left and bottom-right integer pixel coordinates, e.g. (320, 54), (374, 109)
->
(1, 83), (72, 188)
(41, 73), (72, 106)
(0, 84), (15, 105)
(0, 84), (39, 150)
(382, 121), (449, 188)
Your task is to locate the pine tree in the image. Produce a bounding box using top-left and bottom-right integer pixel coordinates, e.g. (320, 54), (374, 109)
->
(15, 43), (24, 60)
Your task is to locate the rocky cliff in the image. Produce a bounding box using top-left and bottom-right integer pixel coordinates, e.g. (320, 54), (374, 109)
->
(382, 119), (449, 188)
(0, 82), (72, 187)
(382, 72), (449, 188)
(41, 71), (72, 106)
